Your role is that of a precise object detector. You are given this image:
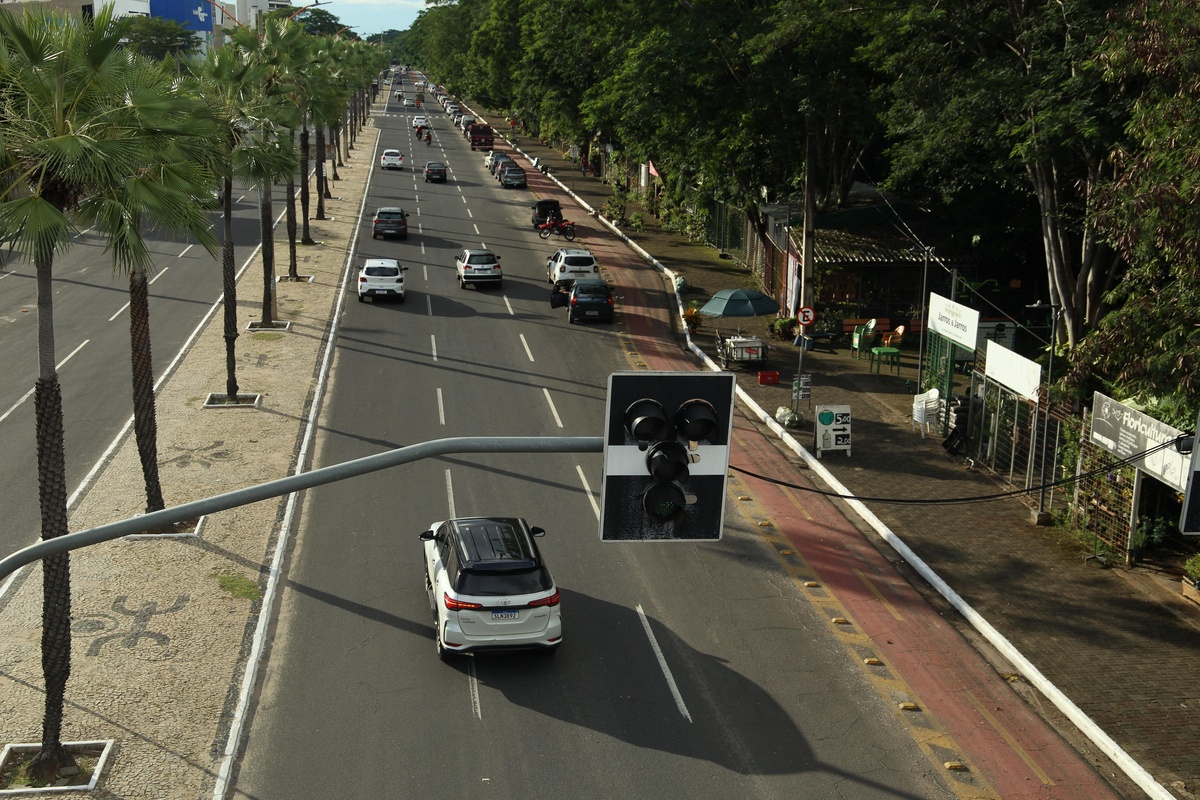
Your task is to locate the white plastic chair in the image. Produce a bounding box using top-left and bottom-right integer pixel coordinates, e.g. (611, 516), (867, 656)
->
(912, 388), (939, 437)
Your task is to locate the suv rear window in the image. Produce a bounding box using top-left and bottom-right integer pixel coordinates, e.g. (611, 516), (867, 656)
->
(564, 256), (596, 268)
(457, 567), (553, 596)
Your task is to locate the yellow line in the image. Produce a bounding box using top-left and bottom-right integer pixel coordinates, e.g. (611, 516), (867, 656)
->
(777, 485), (815, 521)
(965, 690), (1055, 786)
(853, 568), (905, 621)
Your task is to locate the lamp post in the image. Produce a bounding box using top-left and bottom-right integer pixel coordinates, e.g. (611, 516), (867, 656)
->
(1027, 300), (1063, 523)
(287, 0), (330, 21)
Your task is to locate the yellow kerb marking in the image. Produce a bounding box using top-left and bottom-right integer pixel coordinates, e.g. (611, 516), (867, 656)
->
(965, 690), (1055, 786)
(853, 568), (904, 622)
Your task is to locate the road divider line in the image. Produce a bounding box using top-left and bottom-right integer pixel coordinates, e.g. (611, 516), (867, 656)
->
(966, 690), (1055, 786)
(437, 387), (445, 426)
(542, 388), (563, 428)
(503, 296), (514, 316)
(520, 334), (535, 362)
(636, 604), (692, 723)
(445, 469), (456, 519)
(178, 244), (193, 259)
(576, 465), (600, 520)
(426, 295), (432, 316)
(430, 334), (437, 362)
(853, 569), (904, 622)
(149, 266), (169, 285)
(468, 657), (482, 721)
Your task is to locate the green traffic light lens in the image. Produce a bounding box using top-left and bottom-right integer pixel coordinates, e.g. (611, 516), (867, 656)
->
(643, 483), (686, 521)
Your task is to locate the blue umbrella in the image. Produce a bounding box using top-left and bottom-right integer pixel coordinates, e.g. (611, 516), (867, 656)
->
(698, 289), (780, 318)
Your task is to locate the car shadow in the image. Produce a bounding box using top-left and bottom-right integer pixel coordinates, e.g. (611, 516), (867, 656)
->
(455, 589), (933, 797)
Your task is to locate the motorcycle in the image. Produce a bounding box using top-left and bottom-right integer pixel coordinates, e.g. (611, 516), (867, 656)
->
(537, 219), (576, 241)
(425, 133), (432, 146)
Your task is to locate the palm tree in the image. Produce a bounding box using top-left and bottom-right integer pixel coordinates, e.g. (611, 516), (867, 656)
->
(0, 7), (217, 779)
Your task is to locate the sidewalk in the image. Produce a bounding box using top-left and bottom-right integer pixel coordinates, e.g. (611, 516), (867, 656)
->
(499, 127), (1200, 799)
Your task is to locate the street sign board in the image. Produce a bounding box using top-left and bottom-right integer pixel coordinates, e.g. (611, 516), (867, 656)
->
(797, 306), (817, 326)
(814, 405), (851, 457)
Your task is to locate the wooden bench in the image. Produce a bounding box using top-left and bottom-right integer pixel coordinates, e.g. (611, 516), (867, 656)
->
(841, 318), (892, 336)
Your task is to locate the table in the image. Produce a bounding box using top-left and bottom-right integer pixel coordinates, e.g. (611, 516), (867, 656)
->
(869, 346), (901, 375)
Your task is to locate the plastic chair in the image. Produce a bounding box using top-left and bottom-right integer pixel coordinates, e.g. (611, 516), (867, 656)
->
(851, 319), (878, 359)
(881, 324), (905, 348)
(911, 388), (940, 437)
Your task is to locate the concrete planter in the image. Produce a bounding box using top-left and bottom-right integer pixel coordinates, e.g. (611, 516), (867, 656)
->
(1183, 578), (1200, 606)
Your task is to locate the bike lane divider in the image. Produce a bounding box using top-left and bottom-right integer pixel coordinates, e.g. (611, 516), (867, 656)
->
(722, 416), (1121, 800)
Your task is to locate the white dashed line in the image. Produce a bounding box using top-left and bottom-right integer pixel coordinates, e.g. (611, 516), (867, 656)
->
(430, 334), (438, 362)
(437, 387), (445, 425)
(637, 604), (692, 723)
(542, 388), (563, 428)
(519, 334), (535, 362)
(576, 465), (600, 520)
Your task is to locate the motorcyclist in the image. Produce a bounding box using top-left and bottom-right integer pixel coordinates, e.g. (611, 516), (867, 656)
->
(416, 125), (423, 139)
(425, 131), (432, 146)
(546, 207), (565, 226)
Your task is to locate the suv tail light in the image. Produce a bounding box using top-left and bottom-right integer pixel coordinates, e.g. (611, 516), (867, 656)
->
(528, 590), (560, 608)
(444, 593), (482, 611)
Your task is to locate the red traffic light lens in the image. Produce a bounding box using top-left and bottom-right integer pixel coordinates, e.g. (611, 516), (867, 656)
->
(624, 398), (667, 441)
(675, 398), (719, 441)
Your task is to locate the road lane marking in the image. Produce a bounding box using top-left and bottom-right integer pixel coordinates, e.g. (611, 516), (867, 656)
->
(468, 657), (482, 720)
(966, 690), (1055, 786)
(542, 388), (563, 428)
(430, 334), (437, 362)
(467, 209), (473, 219)
(503, 296), (514, 316)
(519, 333), (535, 362)
(0, 339), (90, 424)
(636, 604), (692, 723)
(426, 295), (432, 316)
(445, 469), (456, 519)
(178, 245), (193, 258)
(107, 269), (168, 320)
(853, 569), (904, 622)
(437, 388), (445, 425)
(150, 267), (169, 284)
(576, 465), (600, 520)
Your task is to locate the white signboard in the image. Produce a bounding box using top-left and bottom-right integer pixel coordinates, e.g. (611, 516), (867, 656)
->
(928, 292), (980, 351)
(814, 405), (851, 457)
(984, 341), (1042, 402)
(1089, 391), (1188, 492)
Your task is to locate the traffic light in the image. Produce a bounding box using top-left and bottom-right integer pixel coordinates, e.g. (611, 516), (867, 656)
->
(600, 371), (735, 541)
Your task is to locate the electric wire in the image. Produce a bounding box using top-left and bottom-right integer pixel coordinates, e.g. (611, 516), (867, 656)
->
(729, 436), (1186, 506)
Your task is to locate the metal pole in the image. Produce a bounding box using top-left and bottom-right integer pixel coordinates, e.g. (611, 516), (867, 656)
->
(915, 247), (931, 393)
(1037, 306), (1062, 515)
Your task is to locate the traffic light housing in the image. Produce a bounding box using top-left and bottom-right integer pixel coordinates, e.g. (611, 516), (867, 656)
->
(600, 371), (735, 541)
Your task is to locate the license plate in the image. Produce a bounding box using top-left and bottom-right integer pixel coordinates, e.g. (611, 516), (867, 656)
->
(585, 310), (599, 316)
(373, 290), (387, 295)
(491, 610), (519, 621)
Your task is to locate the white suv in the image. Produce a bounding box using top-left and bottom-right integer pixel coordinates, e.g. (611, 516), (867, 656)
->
(357, 258), (408, 303)
(454, 249), (502, 290)
(420, 517), (562, 660)
(546, 247), (599, 287)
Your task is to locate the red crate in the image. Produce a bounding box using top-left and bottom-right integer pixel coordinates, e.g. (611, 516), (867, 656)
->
(758, 371), (780, 385)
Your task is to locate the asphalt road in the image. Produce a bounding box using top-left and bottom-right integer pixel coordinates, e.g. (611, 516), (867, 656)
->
(0, 187), (277, 560)
(231, 87), (955, 799)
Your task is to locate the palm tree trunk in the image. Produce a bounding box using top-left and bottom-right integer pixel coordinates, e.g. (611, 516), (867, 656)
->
(221, 176), (240, 401)
(326, 126), (338, 190)
(128, 266), (165, 513)
(300, 120), (314, 245)
(315, 125), (327, 219)
(286, 129), (299, 278)
(260, 182), (276, 326)
(31, 254), (76, 781)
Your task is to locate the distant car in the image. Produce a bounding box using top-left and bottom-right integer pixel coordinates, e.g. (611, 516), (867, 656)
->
(411, 115), (428, 129)
(546, 247), (598, 285)
(496, 161), (524, 182)
(379, 149), (403, 170)
(403, 98), (415, 108)
(357, 258), (408, 303)
(423, 161), (447, 183)
(446, 103), (460, 115)
(532, 199), (562, 227)
(499, 166), (527, 188)
(420, 517), (561, 661)
(371, 207), (409, 240)
(458, 115), (475, 133)
(566, 278), (615, 323)
(454, 248), (502, 290)
(486, 152), (513, 175)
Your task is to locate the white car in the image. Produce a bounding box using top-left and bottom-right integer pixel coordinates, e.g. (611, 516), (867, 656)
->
(420, 517), (561, 661)
(454, 249), (502, 290)
(357, 258), (408, 303)
(546, 247), (599, 286)
(411, 115), (428, 130)
(379, 149), (403, 170)
(403, 98), (415, 108)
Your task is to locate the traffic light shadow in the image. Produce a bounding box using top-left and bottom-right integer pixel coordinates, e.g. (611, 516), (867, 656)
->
(471, 588), (935, 798)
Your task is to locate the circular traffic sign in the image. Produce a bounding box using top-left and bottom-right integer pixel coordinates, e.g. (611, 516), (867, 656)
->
(797, 306), (817, 326)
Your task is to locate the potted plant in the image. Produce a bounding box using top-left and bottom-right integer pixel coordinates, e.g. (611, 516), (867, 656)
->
(1183, 554), (1200, 605)
(682, 301), (703, 335)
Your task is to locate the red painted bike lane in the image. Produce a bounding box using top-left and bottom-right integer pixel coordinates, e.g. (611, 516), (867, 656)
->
(520, 168), (1119, 799)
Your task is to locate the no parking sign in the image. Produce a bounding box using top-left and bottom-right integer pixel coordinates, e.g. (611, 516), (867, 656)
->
(797, 306), (817, 327)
